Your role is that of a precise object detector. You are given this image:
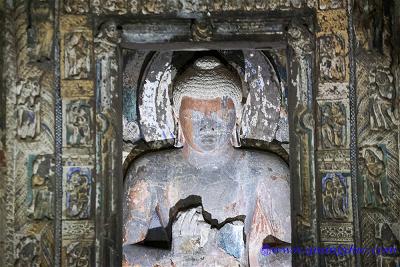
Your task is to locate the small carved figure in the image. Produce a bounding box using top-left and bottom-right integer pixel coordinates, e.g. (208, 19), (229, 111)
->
(27, 0), (54, 61)
(320, 102), (347, 149)
(64, 32), (90, 79)
(319, 35), (346, 82)
(369, 67), (398, 130)
(123, 57), (291, 266)
(360, 146), (388, 208)
(66, 168), (91, 219)
(322, 173), (348, 219)
(15, 78), (41, 139)
(66, 242), (90, 267)
(27, 155), (54, 220)
(65, 101), (91, 146)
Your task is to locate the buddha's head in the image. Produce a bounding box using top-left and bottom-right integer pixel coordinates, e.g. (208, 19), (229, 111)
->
(172, 56), (242, 152)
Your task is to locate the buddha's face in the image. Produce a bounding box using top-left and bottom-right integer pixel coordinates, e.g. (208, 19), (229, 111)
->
(179, 96), (236, 153)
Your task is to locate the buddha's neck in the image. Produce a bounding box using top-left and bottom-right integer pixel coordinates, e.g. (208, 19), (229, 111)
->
(182, 142), (235, 170)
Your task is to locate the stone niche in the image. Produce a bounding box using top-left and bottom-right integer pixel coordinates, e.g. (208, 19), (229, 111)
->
(115, 15), (317, 267)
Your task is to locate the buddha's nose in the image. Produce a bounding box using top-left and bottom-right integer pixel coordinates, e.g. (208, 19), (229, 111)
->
(199, 117), (215, 132)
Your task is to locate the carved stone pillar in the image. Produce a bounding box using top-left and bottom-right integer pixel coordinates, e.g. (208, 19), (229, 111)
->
(287, 21), (319, 267)
(94, 20), (123, 266)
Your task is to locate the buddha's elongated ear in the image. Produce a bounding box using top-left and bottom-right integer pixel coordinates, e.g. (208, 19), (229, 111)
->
(231, 120), (242, 147)
(174, 120), (185, 148)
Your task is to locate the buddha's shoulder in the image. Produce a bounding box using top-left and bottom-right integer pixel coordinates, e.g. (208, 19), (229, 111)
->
(126, 149), (183, 176)
(239, 149), (288, 171)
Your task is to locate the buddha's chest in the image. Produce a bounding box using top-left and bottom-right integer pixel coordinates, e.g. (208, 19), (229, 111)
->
(162, 172), (256, 225)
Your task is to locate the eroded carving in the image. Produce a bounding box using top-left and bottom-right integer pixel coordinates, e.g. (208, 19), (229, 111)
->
(319, 101), (347, 149)
(15, 78), (41, 139)
(368, 67), (398, 130)
(28, 0), (54, 61)
(63, 100), (93, 147)
(64, 32), (91, 79)
(27, 155), (54, 220)
(64, 167), (92, 219)
(324, 249), (352, 267)
(65, 242), (91, 266)
(191, 19), (213, 41)
(319, 34), (346, 82)
(15, 235), (40, 267)
(359, 145), (388, 209)
(322, 173), (349, 220)
(94, 20), (122, 57)
(375, 223), (400, 266)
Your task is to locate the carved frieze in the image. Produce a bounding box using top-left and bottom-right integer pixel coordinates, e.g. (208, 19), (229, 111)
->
(318, 100), (349, 149)
(63, 100), (93, 147)
(92, 0), (127, 14)
(318, 34), (346, 82)
(62, 221), (95, 238)
(15, 78), (41, 139)
(317, 83), (349, 100)
(320, 222), (354, 242)
(318, 0), (343, 10)
(317, 150), (351, 172)
(64, 0), (90, 14)
(61, 80), (94, 98)
(27, 154), (54, 220)
(63, 166), (92, 219)
(359, 145), (388, 209)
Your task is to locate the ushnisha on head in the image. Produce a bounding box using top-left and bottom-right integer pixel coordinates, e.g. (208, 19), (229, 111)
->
(172, 56), (243, 150)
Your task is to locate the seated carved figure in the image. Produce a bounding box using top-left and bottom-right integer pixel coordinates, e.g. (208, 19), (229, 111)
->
(123, 57), (291, 266)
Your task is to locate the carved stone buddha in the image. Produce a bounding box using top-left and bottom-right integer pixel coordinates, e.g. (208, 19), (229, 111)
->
(123, 57), (291, 266)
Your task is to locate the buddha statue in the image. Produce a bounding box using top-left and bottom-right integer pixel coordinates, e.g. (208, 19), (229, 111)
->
(123, 56), (291, 266)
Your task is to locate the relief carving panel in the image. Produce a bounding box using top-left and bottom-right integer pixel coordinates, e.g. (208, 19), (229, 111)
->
(63, 100), (93, 147)
(359, 145), (388, 209)
(15, 78), (41, 139)
(65, 241), (92, 267)
(64, 32), (91, 79)
(368, 67), (398, 131)
(318, 100), (349, 149)
(27, 154), (54, 220)
(318, 34), (347, 83)
(321, 173), (350, 220)
(63, 166), (92, 219)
